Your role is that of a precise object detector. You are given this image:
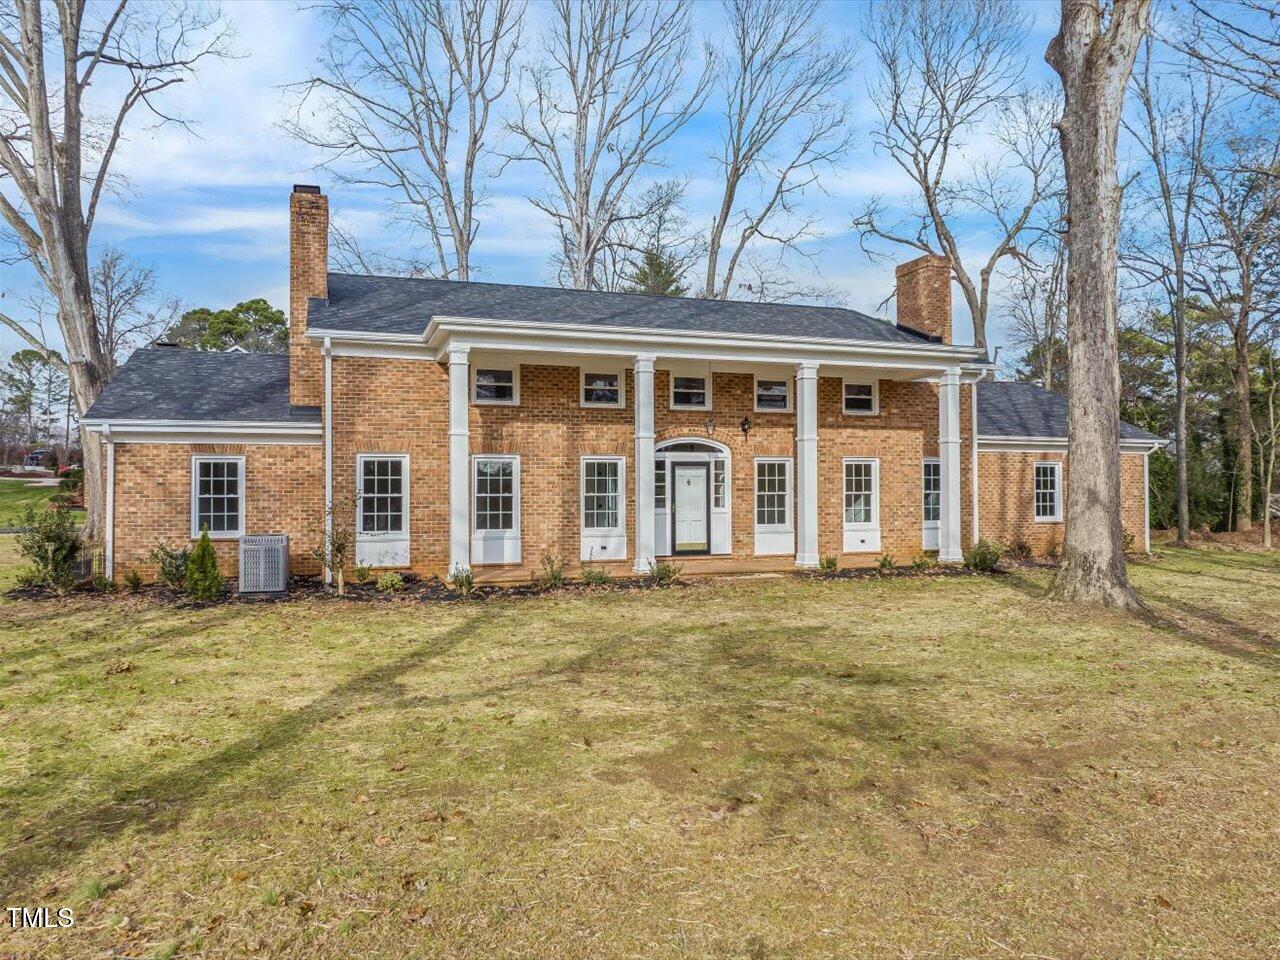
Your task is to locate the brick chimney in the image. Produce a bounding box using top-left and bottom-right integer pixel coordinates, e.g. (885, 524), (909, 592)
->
(289, 184), (328, 407)
(894, 254), (952, 344)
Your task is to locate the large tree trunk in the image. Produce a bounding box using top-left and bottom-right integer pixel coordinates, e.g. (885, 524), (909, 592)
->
(1174, 298), (1190, 545)
(1233, 327), (1254, 532)
(1045, 0), (1149, 611)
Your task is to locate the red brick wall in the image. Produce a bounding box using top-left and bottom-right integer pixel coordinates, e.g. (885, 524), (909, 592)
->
(289, 188), (327, 408)
(112, 442), (324, 580)
(895, 254), (952, 344)
(977, 450), (1148, 555)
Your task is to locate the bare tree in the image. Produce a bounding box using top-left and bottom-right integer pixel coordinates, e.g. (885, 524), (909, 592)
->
(1004, 206), (1067, 392)
(91, 247), (179, 373)
(590, 179), (703, 294)
(701, 0), (854, 300)
(507, 0), (711, 290)
(1045, 0), (1151, 610)
(1188, 127), (1280, 533)
(290, 0), (523, 281)
(1255, 340), (1279, 548)
(0, 0), (228, 537)
(1178, 0), (1280, 103)
(328, 218), (436, 279)
(853, 0), (1056, 349)
(1122, 38), (1215, 546)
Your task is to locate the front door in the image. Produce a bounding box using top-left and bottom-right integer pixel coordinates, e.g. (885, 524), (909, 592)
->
(671, 462), (710, 554)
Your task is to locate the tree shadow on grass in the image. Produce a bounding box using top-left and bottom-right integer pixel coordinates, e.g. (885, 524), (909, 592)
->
(1141, 592), (1280, 670)
(0, 614), (489, 901)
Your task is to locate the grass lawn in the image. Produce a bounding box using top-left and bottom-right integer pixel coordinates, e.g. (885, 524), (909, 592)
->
(0, 477), (84, 528)
(2, 541), (1279, 959)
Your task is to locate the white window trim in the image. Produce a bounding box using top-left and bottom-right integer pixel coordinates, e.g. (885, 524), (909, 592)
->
(580, 367), (626, 409)
(1033, 460), (1063, 523)
(922, 457), (941, 526)
(753, 457), (794, 532)
(842, 378), (880, 417)
(190, 455), (245, 540)
(471, 454), (521, 544)
(471, 365), (520, 406)
(355, 453), (410, 536)
(842, 457), (880, 530)
(580, 456), (626, 533)
(669, 372), (713, 411)
(752, 374), (793, 413)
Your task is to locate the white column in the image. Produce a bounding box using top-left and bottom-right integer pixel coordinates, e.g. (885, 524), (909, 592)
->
(633, 354), (657, 573)
(938, 368), (963, 562)
(448, 346), (471, 575)
(795, 361), (820, 568)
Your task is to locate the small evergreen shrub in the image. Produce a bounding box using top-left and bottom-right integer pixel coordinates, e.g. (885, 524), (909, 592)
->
(88, 574), (118, 594)
(539, 552), (566, 589)
(185, 529), (223, 601)
(964, 538), (1003, 572)
(353, 564), (373, 585)
(148, 542), (190, 591)
(910, 554), (933, 573)
(448, 565), (474, 596)
(818, 555), (838, 574)
(123, 570), (143, 592)
(877, 554), (896, 572)
(580, 564), (613, 587)
(646, 560), (682, 586)
(14, 504), (81, 592)
(376, 571), (405, 594)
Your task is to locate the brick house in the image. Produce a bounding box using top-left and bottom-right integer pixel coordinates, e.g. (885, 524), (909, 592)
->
(83, 186), (1159, 584)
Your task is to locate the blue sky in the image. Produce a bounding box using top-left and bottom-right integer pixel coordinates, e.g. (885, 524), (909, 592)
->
(2, 0), (1069, 364)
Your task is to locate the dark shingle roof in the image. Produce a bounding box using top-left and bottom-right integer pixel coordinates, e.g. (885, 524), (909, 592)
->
(85, 347), (320, 423)
(307, 273), (945, 346)
(978, 380), (1158, 442)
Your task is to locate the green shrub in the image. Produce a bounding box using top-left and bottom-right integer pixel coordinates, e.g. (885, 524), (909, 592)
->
(14, 504), (81, 592)
(818, 555), (838, 574)
(376, 571), (405, 594)
(909, 553), (934, 573)
(964, 538), (1003, 572)
(123, 570), (143, 592)
(539, 552), (566, 589)
(646, 560), (682, 586)
(88, 574), (118, 594)
(185, 528), (223, 602)
(148, 542), (190, 591)
(877, 554), (896, 572)
(580, 564), (613, 587)
(448, 565), (474, 596)
(57, 466), (84, 496)
(353, 564), (373, 584)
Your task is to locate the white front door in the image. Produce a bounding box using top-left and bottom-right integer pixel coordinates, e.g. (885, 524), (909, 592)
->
(672, 463), (709, 553)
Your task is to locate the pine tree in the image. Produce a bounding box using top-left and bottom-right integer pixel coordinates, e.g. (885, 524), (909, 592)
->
(627, 249), (688, 297)
(186, 528), (223, 601)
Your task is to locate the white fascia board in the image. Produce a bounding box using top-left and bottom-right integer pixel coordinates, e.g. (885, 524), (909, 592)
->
(977, 435), (1160, 454)
(82, 419), (322, 445)
(306, 327), (438, 361)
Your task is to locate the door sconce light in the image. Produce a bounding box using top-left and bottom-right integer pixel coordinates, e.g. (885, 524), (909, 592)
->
(740, 416), (752, 439)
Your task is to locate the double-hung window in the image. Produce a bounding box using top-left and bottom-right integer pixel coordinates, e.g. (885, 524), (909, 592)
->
(473, 367), (518, 404)
(1034, 461), (1062, 521)
(582, 370), (623, 407)
(671, 374), (710, 410)
(191, 456), (243, 538)
(922, 459), (941, 523)
(754, 376), (791, 412)
(359, 457), (406, 533)
(755, 460), (791, 527)
(582, 458), (622, 530)
(843, 380), (878, 415)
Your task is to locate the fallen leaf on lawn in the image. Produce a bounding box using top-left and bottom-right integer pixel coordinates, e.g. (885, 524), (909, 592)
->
(390, 762), (407, 772)
(1155, 894), (1173, 909)
(355, 794), (370, 804)
(374, 835), (391, 847)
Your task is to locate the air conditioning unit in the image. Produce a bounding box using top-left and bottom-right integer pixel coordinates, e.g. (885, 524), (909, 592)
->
(239, 535), (288, 594)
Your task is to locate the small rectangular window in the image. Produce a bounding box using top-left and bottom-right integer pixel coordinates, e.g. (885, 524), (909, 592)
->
(654, 460), (667, 509)
(843, 380), (878, 415)
(755, 459), (790, 527)
(582, 459), (622, 530)
(923, 459), (941, 523)
(474, 457), (516, 531)
(473, 368), (516, 404)
(192, 457), (243, 538)
(359, 457), (406, 533)
(713, 459), (726, 509)
(582, 371), (622, 407)
(844, 459), (877, 526)
(1034, 461), (1062, 521)
(672, 375), (710, 409)
(754, 377), (790, 412)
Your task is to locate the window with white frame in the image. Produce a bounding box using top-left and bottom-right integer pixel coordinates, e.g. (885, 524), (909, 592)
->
(843, 380), (878, 415)
(654, 460), (667, 509)
(358, 457), (406, 533)
(671, 374), (710, 409)
(582, 370), (623, 407)
(922, 459), (941, 523)
(754, 376), (791, 412)
(755, 459), (791, 527)
(713, 459), (726, 509)
(474, 457), (517, 531)
(1034, 461), (1062, 521)
(473, 367), (517, 404)
(844, 459), (878, 526)
(582, 458), (622, 530)
(192, 457), (243, 538)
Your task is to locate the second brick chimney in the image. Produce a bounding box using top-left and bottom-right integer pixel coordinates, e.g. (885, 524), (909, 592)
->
(894, 254), (952, 344)
(289, 184), (328, 407)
